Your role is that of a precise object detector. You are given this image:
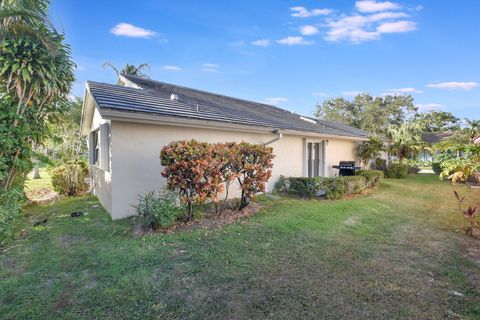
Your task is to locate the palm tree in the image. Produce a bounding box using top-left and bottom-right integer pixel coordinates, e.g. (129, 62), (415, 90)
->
(0, 0), (56, 50)
(102, 62), (150, 78)
(356, 136), (384, 169)
(464, 119), (480, 141)
(387, 122), (424, 162)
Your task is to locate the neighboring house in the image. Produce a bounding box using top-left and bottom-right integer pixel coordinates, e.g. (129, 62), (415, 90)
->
(418, 132), (456, 162)
(81, 75), (369, 219)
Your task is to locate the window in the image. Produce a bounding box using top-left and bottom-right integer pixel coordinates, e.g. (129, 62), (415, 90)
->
(92, 130), (99, 165)
(306, 141), (324, 178)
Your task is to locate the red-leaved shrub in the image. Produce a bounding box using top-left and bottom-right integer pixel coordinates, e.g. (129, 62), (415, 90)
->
(160, 140), (274, 220)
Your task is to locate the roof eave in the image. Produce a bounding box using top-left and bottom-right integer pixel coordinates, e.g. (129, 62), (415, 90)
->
(99, 108), (368, 141)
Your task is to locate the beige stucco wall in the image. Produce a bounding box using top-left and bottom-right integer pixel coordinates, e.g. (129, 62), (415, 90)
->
(88, 108), (112, 213)
(101, 120), (361, 219)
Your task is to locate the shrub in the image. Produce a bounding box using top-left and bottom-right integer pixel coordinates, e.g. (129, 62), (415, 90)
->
(356, 170), (384, 188)
(274, 175), (288, 193)
(0, 188), (23, 248)
(317, 177), (348, 199)
(160, 140), (274, 219)
(234, 142), (275, 210)
(134, 191), (183, 231)
(384, 163), (408, 179)
(370, 158), (387, 171)
(340, 176), (367, 195)
(287, 177), (319, 198)
(432, 162), (442, 175)
(51, 161), (88, 196)
(160, 140), (223, 220)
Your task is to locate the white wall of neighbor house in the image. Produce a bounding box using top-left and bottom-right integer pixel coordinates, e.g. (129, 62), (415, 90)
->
(104, 120), (361, 219)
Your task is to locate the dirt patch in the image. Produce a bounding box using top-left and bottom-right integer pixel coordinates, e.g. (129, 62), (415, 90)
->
(26, 188), (59, 205)
(345, 216), (360, 226)
(136, 202), (263, 236)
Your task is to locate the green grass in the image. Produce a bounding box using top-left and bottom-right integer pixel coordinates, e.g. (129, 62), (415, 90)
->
(1, 175), (479, 319)
(24, 166), (53, 195)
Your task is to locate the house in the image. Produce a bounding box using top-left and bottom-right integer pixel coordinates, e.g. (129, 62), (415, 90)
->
(80, 75), (369, 219)
(418, 131), (456, 162)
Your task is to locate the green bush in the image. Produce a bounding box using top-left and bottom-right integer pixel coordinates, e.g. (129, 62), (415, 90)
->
(0, 188), (23, 248)
(432, 162), (442, 175)
(318, 177), (347, 199)
(51, 162), (88, 196)
(370, 158), (387, 171)
(287, 177), (319, 198)
(340, 176), (367, 195)
(384, 163), (409, 179)
(274, 175), (289, 193)
(134, 191), (183, 230)
(356, 170), (384, 188)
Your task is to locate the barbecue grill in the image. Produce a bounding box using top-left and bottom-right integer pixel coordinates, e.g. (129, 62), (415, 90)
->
(332, 161), (361, 176)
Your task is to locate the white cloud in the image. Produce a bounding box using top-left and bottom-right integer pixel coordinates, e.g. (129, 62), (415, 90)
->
(342, 91), (362, 96)
(110, 23), (156, 38)
(416, 103), (444, 111)
(290, 6), (333, 18)
(313, 92), (329, 97)
(264, 97), (289, 105)
(325, 15), (380, 43)
(385, 87), (422, 94)
(277, 36), (313, 46)
(251, 39), (271, 47)
(426, 81), (479, 90)
(162, 65), (181, 71)
(377, 20), (416, 33)
(325, 12), (416, 43)
(355, 1), (401, 13)
(300, 25), (319, 36)
(201, 63), (220, 73)
(369, 12), (409, 22)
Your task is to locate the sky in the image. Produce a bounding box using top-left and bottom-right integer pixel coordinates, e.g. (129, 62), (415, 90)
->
(50, 0), (480, 119)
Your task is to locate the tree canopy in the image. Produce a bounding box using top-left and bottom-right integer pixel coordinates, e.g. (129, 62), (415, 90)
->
(0, 0), (75, 191)
(102, 62), (150, 78)
(413, 111), (461, 132)
(314, 93), (417, 135)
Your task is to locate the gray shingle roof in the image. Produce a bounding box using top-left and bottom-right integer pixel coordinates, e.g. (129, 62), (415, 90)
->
(87, 75), (369, 139)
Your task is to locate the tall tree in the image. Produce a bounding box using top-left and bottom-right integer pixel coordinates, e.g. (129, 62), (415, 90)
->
(463, 119), (480, 141)
(314, 93), (417, 135)
(414, 111), (460, 132)
(0, 0), (75, 191)
(0, 0), (56, 50)
(102, 62), (150, 78)
(387, 122), (424, 162)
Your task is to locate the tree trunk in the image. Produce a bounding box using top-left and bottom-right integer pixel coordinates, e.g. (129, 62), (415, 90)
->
(33, 159), (41, 179)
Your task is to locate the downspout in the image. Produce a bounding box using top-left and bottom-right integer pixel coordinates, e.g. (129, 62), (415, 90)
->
(264, 130), (283, 146)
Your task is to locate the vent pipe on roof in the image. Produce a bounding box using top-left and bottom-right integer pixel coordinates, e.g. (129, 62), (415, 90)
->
(170, 94), (179, 101)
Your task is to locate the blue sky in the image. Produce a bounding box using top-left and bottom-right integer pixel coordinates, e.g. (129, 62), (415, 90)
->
(51, 0), (480, 119)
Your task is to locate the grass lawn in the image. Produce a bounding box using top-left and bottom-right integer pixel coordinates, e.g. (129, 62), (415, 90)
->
(1, 175), (479, 319)
(24, 166), (53, 198)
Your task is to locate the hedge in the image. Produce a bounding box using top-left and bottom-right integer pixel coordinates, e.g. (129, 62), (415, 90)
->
(0, 188), (23, 248)
(283, 173), (382, 200)
(356, 170), (384, 188)
(384, 163), (409, 179)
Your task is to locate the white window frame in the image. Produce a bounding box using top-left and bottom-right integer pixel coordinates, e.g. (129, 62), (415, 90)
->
(303, 139), (326, 178)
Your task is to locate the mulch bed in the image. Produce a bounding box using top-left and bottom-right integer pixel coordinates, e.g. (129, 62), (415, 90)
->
(136, 202), (264, 236)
